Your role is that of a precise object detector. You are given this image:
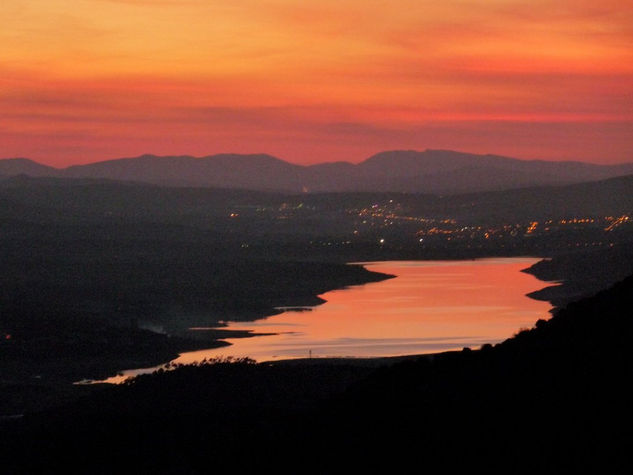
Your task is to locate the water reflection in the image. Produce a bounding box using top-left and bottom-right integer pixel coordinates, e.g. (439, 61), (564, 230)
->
(95, 258), (552, 383)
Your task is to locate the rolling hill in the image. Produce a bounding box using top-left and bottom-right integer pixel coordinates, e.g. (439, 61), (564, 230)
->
(2, 149), (633, 194)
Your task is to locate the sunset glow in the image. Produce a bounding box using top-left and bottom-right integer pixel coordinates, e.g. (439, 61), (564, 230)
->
(2, 0), (632, 166)
(97, 258), (553, 383)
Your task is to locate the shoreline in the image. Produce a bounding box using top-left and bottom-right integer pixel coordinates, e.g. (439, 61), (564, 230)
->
(2, 256), (562, 414)
(97, 257), (553, 383)
(0, 262), (393, 414)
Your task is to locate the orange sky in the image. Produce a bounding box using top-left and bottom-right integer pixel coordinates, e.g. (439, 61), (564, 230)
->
(1, 0), (632, 166)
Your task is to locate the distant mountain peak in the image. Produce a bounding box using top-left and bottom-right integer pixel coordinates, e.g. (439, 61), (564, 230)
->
(2, 151), (633, 194)
(0, 158), (60, 177)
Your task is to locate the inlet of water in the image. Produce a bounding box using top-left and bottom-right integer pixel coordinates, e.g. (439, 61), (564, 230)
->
(91, 258), (553, 384)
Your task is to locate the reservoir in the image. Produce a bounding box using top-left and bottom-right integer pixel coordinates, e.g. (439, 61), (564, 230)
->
(98, 257), (553, 383)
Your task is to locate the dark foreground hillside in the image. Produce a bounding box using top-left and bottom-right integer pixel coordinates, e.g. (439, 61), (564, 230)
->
(2, 275), (632, 473)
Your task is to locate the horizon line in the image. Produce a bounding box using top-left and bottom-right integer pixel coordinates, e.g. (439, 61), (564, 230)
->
(3, 148), (633, 170)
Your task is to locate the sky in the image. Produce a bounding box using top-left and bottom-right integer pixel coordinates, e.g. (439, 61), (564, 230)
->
(1, 0), (632, 167)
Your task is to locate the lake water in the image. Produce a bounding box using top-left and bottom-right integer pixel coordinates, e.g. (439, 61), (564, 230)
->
(96, 258), (552, 383)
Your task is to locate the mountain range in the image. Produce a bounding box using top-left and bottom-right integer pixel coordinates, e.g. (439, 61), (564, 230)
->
(2, 149), (633, 194)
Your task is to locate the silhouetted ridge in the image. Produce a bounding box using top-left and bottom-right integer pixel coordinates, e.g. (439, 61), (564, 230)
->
(64, 153), (304, 191)
(322, 273), (633, 471)
(2, 150), (633, 193)
(4, 274), (632, 473)
(0, 158), (59, 177)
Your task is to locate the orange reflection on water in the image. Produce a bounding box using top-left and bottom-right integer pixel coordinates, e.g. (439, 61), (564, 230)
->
(173, 258), (552, 363)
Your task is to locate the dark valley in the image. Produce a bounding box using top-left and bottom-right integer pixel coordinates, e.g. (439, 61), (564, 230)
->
(1, 153), (632, 473)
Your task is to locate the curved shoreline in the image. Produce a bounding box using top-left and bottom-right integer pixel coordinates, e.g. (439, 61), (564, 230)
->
(2, 257), (553, 413)
(95, 257), (552, 383)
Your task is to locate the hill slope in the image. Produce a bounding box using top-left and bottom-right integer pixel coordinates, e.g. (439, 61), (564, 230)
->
(2, 149), (633, 194)
(0, 158), (59, 177)
(3, 274), (632, 473)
